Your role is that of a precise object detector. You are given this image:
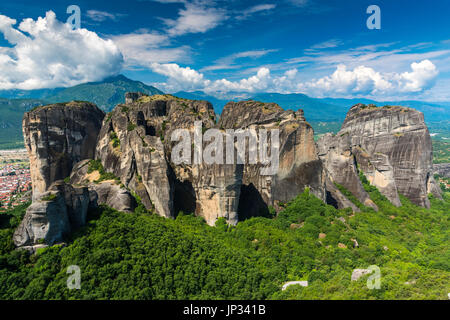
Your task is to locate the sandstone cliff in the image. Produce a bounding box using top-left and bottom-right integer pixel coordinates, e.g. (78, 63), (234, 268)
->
(318, 104), (441, 209)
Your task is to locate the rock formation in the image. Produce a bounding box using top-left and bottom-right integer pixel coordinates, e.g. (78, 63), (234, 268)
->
(95, 94), (242, 225)
(16, 95), (442, 249)
(319, 104), (441, 209)
(69, 160), (137, 213)
(23, 101), (104, 199)
(15, 102), (105, 249)
(218, 100), (325, 218)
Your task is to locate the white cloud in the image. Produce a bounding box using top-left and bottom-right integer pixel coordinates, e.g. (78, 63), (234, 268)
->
(149, 60), (439, 98)
(236, 4), (276, 20)
(111, 31), (190, 64)
(302, 60), (438, 97)
(163, 3), (227, 36)
(398, 60), (438, 92)
(307, 39), (343, 51)
(149, 62), (210, 91)
(201, 49), (277, 71)
(0, 11), (123, 90)
(86, 10), (127, 22)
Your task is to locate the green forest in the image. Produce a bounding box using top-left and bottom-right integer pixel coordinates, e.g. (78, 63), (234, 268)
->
(0, 174), (449, 300)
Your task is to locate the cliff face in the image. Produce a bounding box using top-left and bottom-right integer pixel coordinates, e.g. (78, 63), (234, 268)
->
(219, 101), (325, 218)
(95, 94), (243, 225)
(23, 102), (104, 199)
(16, 95), (441, 248)
(94, 95), (324, 224)
(16, 101), (105, 249)
(318, 104), (441, 209)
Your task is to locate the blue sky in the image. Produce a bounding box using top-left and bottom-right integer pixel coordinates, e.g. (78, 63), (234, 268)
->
(0, 0), (449, 101)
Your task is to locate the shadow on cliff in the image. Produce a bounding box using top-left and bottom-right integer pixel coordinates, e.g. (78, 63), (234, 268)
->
(237, 183), (272, 221)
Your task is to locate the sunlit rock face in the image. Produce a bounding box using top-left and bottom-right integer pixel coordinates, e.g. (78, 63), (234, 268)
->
(319, 103), (441, 209)
(218, 100), (325, 219)
(95, 94), (242, 225)
(22, 101), (104, 200)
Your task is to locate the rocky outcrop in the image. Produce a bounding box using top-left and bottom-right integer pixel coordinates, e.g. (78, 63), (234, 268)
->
(16, 102), (106, 249)
(95, 94), (242, 225)
(219, 101), (325, 218)
(69, 160), (137, 213)
(17, 94), (441, 246)
(433, 163), (450, 178)
(95, 95), (324, 225)
(319, 104), (441, 209)
(13, 181), (90, 248)
(23, 101), (105, 200)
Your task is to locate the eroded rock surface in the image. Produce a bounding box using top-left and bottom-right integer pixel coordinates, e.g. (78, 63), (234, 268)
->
(13, 181), (89, 247)
(433, 163), (450, 178)
(16, 102), (104, 249)
(319, 104), (441, 209)
(95, 94), (242, 225)
(23, 101), (104, 199)
(219, 101), (325, 218)
(69, 160), (137, 213)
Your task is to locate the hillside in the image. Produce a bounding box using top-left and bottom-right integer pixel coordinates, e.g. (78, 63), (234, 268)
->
(0, 98), (45, 149)
(1, 94), (449, 300)
(0, 187), (448, 299)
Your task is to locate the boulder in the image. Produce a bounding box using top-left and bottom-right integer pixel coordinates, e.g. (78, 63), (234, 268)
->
(13, 181), (90, 248)
(282, 281), (308, 290)
(351, 269), (372, 281)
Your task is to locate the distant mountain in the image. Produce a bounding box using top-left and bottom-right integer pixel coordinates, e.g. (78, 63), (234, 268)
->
(0, 88), (63, 100)
(0, 75), (164, 149)
(173, 91), (228, 114)
(0, 98), (45, 149)
(45, 75), (163, 111)
(319, 98), (450, 123)
(250, 93), (348, 121)
(0, 75), (163, 111)
(1, 76), (449, 149)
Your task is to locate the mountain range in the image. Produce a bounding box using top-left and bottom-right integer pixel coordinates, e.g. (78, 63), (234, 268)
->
(0, 74), (449, 149)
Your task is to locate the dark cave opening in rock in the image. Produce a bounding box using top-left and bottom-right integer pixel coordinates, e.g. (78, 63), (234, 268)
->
(325, 190), (339, 209)
(237, 183), (270, 220)
(137, 111), (157, 136)
(173, 179), (196, 217)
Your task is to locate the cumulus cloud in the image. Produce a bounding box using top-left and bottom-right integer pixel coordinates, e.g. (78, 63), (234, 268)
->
(149, 60), (439, 98)
(0, 11), (123, 90)
(149, 62), (210, 91)
(397, 60), (439, 92)
(303, 60), (438, 96)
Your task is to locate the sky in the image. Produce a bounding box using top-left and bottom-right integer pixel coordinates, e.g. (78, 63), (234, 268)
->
(0, 0), (449, 101)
